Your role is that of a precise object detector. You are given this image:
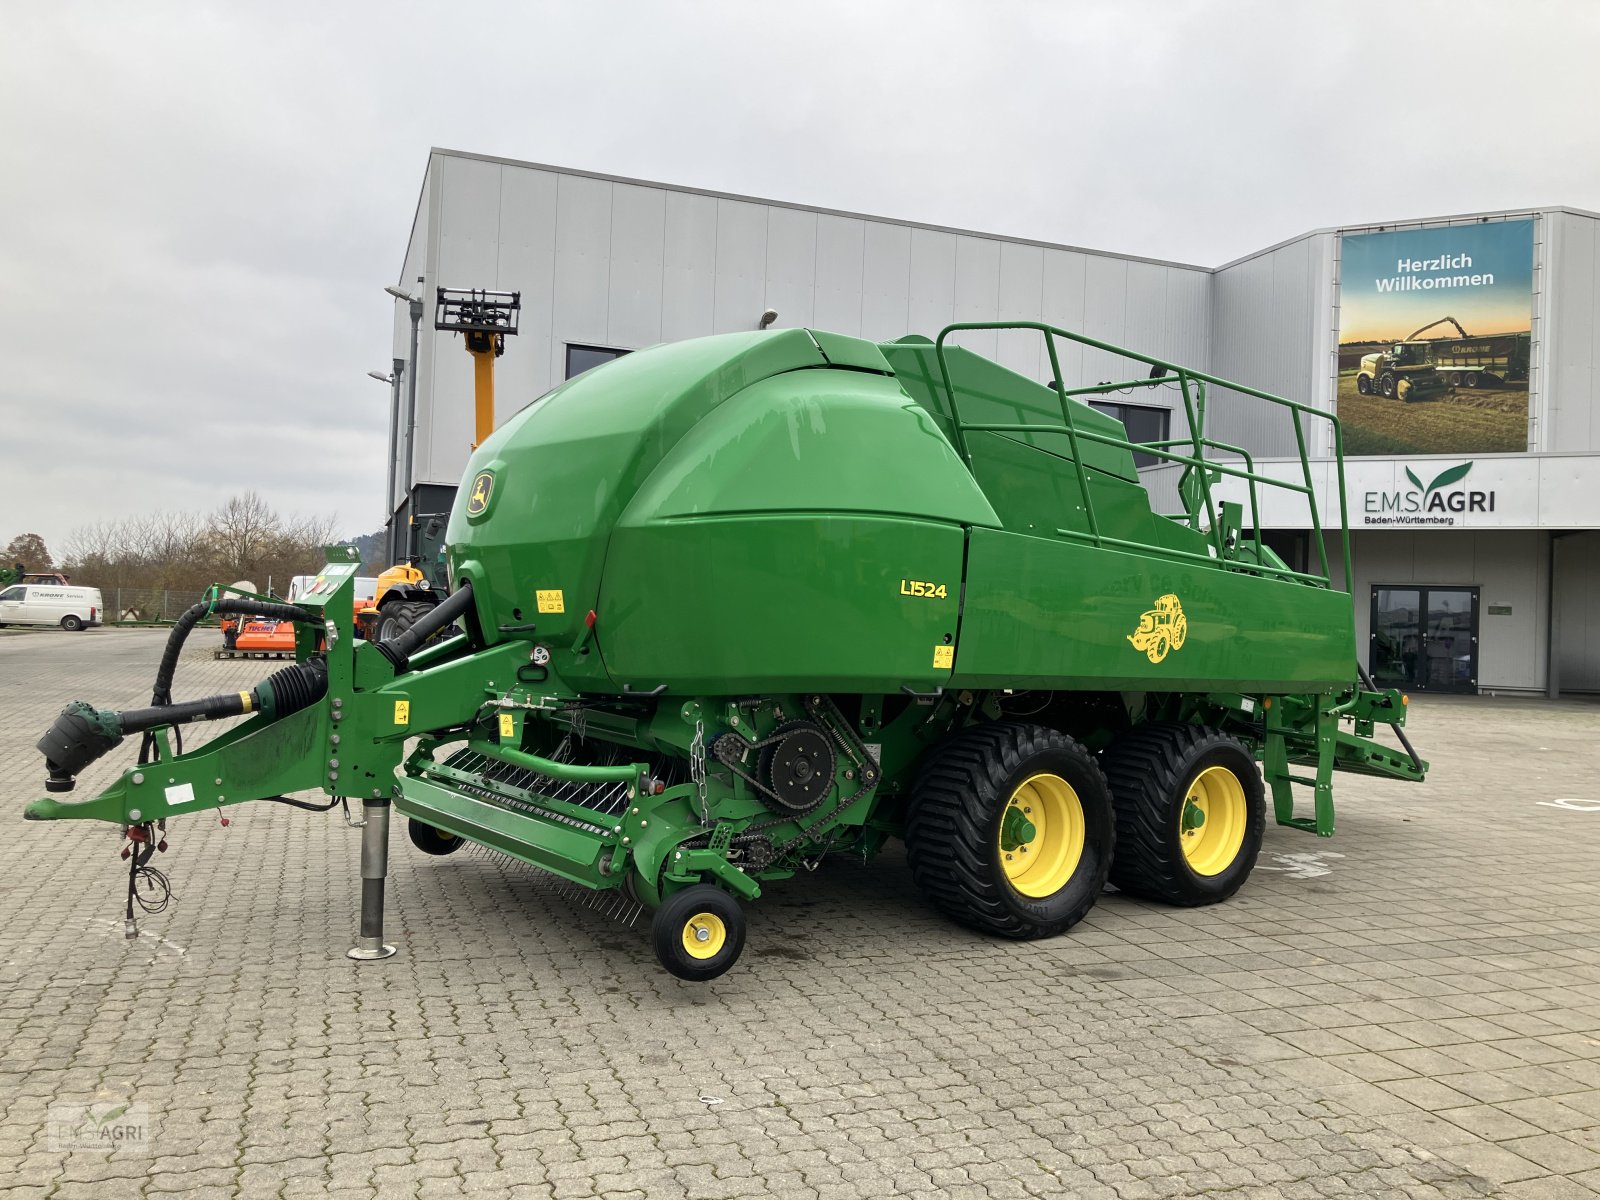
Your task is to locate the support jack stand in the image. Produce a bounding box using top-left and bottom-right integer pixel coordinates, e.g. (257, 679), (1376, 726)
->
(347, 797), (396, 961)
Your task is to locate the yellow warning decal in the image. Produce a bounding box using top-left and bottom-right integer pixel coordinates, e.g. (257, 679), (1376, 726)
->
(933, 645), (954, 669)
(499, 713), (515, 738)
(393, 700), (411, 726)
(536, 589), (565, 614)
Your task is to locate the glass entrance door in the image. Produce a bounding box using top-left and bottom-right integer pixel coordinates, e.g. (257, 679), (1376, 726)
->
(1369, 586), (1479, 694)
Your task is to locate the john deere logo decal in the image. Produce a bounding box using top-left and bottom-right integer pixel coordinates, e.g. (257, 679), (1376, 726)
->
(466, 471), (494, 516)
(1128, 594), (1187, 663)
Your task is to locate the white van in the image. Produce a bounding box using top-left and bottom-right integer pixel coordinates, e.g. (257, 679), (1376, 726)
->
(0, 584), (104, 631)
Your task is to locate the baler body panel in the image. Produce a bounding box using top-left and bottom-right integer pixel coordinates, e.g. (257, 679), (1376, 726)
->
(596, 367), (991, 692)
(951, 527), (1356, 692)
(445, 329), (842, 687)
(602, 515), (964, 693)
(447, 325), (1356, 699)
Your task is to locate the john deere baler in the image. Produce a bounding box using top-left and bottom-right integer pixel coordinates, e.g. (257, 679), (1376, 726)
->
(27, 323), (1424, 979)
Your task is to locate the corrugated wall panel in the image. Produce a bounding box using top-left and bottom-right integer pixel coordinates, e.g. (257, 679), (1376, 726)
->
(712, 199), (767, 333)
(493, 167), (559, 424)
(907, 228), (957, 339)
(1122, 261), (1167, 356)
(1040, 249), (1088, 386)
(1080, 255), (1128, 386)
(606, 183), (666, 352)
(661, 191), (717, 343)
(1546, 211), (1597, 451)
(951, 236), (1001, 358)
(813, 214), (865, 337)
(550, 174), (613, 382)
(995, 241), (1044, 378)
(1119, 264), (1188, 445)
(860, 222), (911, 342)
(428, 155), (504, 483)
(1208, 233), (1327, 463)
(763, 206), (817, 330)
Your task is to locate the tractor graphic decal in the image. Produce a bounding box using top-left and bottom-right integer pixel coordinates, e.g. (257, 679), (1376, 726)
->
(1127, 594), (1188, 663)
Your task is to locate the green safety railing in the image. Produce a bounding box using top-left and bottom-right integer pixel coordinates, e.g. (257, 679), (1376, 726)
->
(929, 322), (1354, 592)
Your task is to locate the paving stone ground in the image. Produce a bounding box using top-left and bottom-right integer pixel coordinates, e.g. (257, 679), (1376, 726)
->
(2, 626), (1598, 1199)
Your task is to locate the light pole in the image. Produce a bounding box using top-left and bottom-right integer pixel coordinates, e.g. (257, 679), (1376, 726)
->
(368, 364), (404, 561)
(386, 282), (425, 561)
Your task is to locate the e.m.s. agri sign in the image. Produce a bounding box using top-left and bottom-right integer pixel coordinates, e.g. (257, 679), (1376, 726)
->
(1362, 462), (1496, 526)
(1337, 219), (1534, 457)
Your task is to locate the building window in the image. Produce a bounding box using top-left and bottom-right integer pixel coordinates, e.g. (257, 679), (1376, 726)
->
(565, 344), (629, 380)
(1088, 401), (1170, 469)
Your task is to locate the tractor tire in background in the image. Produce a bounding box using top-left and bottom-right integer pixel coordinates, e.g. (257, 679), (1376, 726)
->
(905, 722), (1114, 940)
(1356, 374), (1372, 395)
(376, 599), (437, 642)
(1379, 373), (1396, 398)
(1100, 723), (1264, 906)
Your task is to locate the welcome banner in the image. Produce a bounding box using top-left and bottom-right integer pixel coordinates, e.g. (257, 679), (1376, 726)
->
(1337, 219), (1534, 455)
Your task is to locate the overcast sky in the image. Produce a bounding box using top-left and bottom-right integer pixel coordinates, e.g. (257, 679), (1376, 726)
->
(2, 0), (1594, 557)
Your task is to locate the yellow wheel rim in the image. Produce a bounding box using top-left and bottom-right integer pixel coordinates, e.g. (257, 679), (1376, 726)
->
(681, 913), (727, 960)
(997, 773), (1086, 898)
(1180, 765), (1247, 876)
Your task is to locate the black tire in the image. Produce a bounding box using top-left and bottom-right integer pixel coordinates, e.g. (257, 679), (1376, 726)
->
(1100, 723), (1264, 907)
(376, 599), (436, 642)
(60, 614), (83, 632)
(1465, 371), (1479, 388)
(1379, 373), (1396, 398)
(652, 884), (746, 981)
(1356, 374), (1372, 395)
(407, 819), (463, 856)
(1450, 372), (1463, 387)
(905, 722), (1114, 939)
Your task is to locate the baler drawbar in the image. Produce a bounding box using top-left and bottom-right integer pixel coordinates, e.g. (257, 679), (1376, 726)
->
(26, 323), (1425, 979)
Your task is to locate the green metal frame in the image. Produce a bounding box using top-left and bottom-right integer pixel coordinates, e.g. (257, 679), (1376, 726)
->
(931, 322), (1353, 591)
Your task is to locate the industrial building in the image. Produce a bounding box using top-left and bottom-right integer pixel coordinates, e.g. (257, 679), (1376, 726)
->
(389, 147), (1600, 696)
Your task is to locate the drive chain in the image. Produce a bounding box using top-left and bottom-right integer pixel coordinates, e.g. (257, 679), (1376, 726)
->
(684, 695), (883, 871)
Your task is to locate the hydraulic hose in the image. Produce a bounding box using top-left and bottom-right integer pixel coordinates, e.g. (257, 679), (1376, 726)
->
(153, 596), (318, 705)
(37, 659), (328, 793)
(374, 582), (475, 673)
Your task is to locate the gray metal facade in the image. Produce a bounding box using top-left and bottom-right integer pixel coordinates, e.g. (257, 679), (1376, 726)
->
(391, 149), (1211, 500)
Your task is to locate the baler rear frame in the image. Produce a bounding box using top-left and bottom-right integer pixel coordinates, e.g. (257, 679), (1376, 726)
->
(933, 321), (1352, 590)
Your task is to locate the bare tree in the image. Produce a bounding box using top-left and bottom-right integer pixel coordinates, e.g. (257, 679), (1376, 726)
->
(205, 491), (281, 583)
(58, 492), (350, 602)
